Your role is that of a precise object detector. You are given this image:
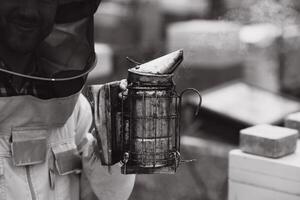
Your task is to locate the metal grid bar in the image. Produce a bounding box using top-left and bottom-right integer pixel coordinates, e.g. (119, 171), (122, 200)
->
(142, 91), (146, 166)
(153, 90), (158, 167)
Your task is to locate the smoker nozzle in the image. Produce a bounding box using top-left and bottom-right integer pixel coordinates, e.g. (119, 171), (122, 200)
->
(132, 49), (183, 75)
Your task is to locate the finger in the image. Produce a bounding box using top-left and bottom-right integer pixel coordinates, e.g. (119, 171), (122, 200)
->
(118, 90), (128, 99)
(119, 79), (128, 91)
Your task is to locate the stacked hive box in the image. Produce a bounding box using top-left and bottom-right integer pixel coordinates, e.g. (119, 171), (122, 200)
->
(229, 145), (300, 200)
(240, 24), (300, 95)
(240, 23), (282, 92)
(228, 124), (300, 200)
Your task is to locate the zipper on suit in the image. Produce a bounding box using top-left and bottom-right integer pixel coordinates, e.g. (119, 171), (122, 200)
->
(26, 166), (37, 200)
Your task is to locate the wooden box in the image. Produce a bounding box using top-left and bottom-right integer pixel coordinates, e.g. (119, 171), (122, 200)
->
(228, 141), (300, 200)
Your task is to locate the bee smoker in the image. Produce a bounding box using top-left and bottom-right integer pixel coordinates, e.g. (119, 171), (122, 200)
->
(89, 50), (202, 174)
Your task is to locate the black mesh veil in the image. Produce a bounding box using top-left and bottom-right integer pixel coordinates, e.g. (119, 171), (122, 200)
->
(0, 0), (101, 82)
(0, 0), (101, 98)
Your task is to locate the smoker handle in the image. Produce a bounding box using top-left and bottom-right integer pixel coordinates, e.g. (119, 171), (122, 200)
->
(179, 88), (202, 116)
(176, 88), (202, 167)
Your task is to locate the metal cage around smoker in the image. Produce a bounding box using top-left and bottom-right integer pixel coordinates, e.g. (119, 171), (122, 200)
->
(120, 69), (201, 174)
(88, 50), (202, 174)
(88, 69), (201, 174)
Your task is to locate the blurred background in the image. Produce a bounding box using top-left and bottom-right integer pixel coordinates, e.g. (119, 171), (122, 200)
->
(87, 0), (300, 199)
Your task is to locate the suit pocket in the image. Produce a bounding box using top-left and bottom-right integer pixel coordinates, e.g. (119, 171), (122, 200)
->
(52, 141), (82, 176)
(51, 141), (81, 200)
(11, 128), (47, 166)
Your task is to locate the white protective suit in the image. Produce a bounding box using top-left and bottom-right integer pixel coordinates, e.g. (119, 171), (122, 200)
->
(0, 0), (136, 199)
(0, 92), (135, 200)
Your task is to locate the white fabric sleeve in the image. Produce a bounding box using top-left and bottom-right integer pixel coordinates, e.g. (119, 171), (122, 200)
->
(75, 94), (136, 200)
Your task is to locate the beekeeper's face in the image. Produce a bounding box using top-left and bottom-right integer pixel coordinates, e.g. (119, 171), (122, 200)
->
(0, 0), (58, 53)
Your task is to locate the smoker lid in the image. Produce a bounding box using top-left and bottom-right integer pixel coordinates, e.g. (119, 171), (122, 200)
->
(127, 69), (174, 87)
(127, 50), (183, 86)
(130, 50), (183, 75)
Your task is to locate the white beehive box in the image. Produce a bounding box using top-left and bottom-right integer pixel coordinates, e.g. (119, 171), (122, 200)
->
(228, 140), (300, 200)
(240, 23), (282, 92)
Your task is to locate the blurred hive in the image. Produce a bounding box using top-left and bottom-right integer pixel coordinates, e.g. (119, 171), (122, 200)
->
(167, 20), (242, 91)
(285, 112), (300, 138)
(201, 82), (300, 126)
(281, 25), (300, 97)
(94, 0), (162, 53)
(225, 0), (257, 10)
(93, 0), (164, 83)
(224, 0), (300, 26)
(240, 23), (282, 92)
(167, 20), (241, 68)
(94, 0), (139, 47)
(281, 0), (300, 11)
(160, 0), (211, 19)
(87, 43), (113, 84)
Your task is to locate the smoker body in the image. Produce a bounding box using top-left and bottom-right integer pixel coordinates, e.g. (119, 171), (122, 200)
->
(121, 70), (181, 174)
(88, 50), (201, 174)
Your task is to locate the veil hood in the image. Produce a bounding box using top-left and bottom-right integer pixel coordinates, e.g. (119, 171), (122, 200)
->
(0, 0), (101, 98)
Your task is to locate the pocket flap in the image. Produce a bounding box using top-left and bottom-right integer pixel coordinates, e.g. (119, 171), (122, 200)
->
(11, 128), (47, 166)
(52, 141), (82, 176)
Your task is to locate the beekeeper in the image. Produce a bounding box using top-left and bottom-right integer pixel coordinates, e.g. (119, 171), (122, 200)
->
(0, 0), (135, 199)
